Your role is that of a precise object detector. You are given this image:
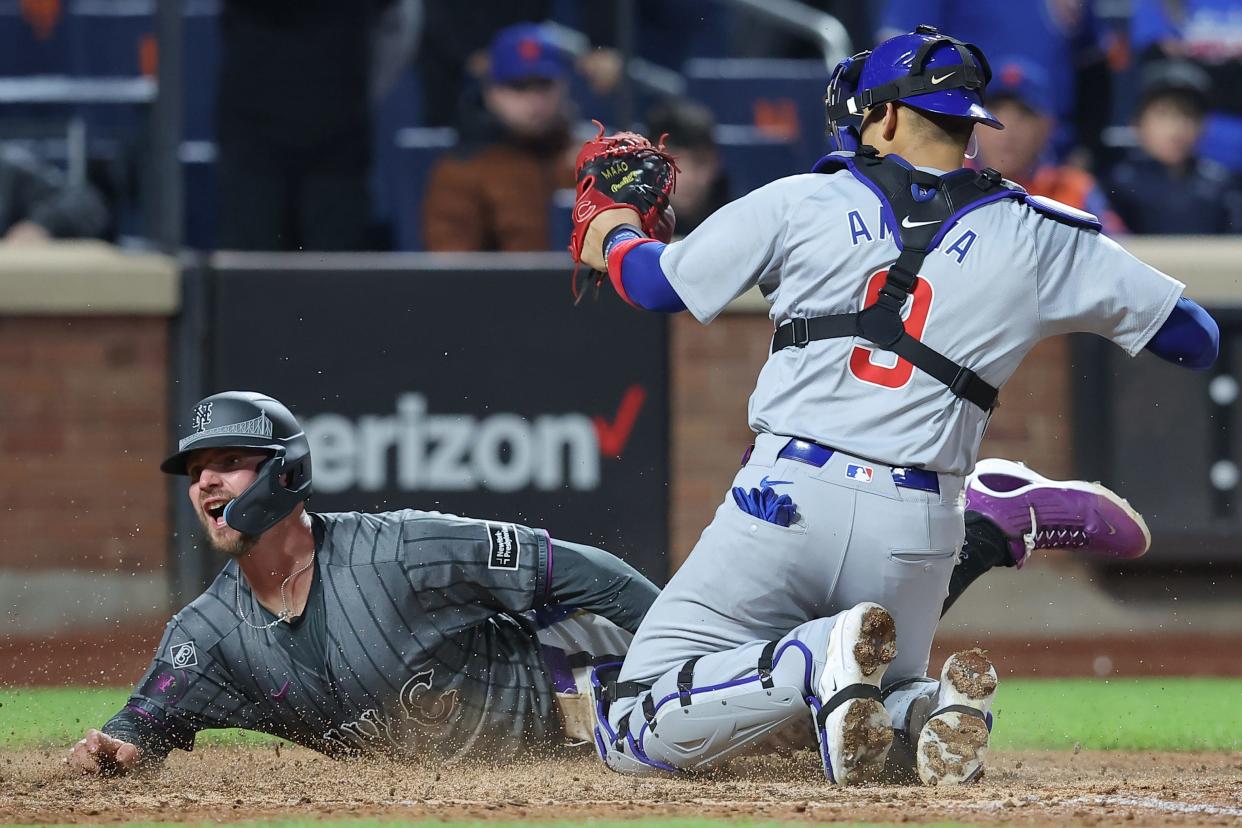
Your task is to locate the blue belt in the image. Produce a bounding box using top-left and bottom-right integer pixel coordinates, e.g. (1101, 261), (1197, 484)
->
(760, 438), (940, 495)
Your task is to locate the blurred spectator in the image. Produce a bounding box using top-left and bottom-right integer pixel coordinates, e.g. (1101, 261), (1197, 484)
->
(1105, 61), (1242, 234)
(0, 146), (108, 244)
(422, 23), (575, 252)
(645, 99), (730, 236)
(879, 0), (1110, 160)
(418, 1), (551, 128)
(419, 2), (720, 130)
(974, 58), (1125, 234)
(216, 0), (390, 251)
(1132, 0), (1242, 171)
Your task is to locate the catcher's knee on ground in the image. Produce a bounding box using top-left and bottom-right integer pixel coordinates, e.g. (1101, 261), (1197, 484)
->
(591, 639), (817, 775)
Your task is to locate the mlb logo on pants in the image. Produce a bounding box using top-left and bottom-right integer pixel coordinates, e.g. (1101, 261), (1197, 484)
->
(846, 464), (874, 483)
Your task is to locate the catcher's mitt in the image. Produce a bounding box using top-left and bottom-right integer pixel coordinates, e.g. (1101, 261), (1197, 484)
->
(569, 121), (677, 300)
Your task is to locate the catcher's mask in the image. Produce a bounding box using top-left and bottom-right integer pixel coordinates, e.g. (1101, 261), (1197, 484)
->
(825, 24), (1002, 153)
(162, 391), (312, 536)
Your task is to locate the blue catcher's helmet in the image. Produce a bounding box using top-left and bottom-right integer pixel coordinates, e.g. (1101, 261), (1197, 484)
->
(825, 25), (1003, 152)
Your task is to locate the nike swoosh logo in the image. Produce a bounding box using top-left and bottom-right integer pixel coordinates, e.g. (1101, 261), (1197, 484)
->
(760, 476), (794, 488)
(901, 216), (941, 228)
(271, 680), (290, 701)
(930, 72), (954, 85)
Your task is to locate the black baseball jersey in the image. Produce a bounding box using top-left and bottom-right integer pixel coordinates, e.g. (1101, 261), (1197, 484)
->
(103, 509), (638, 763)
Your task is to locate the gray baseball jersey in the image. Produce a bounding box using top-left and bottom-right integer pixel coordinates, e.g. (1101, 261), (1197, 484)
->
(660, 170), (1184, 474)
(102, 510), (654, 763)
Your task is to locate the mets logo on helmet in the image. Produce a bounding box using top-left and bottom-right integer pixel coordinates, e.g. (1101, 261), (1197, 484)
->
(192, 402), (213, 433)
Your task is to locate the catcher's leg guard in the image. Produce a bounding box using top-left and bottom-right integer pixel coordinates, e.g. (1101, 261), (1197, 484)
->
(590, 638), (817, 775)
(917, 648), (997, 785)
(638, 684), (807, 771)
(810, 602), (898, 785)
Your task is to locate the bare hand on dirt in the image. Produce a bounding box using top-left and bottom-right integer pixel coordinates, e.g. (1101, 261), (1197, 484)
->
(65, 729), (141, 776)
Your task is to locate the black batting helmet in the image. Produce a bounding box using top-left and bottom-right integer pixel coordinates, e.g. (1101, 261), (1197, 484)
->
(162, 391), (312, 535)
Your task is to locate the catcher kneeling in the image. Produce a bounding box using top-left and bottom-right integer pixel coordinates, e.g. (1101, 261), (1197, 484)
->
(68, 390), (1148, 786)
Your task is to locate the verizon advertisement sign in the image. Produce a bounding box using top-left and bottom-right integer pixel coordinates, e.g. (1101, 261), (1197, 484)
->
(204, 261), (669, 580)
(305, 386), (647, 493)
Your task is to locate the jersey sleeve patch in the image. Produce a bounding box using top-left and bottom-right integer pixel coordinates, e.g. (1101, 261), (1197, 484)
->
(1024, 194), (1102, 231)
(168, 640), (199, 668)
(486, 522), (521, 570)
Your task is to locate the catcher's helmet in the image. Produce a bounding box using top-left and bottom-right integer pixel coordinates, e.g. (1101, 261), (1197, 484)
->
(162, 391), (312, 536)
(825, 25), (1002, 152)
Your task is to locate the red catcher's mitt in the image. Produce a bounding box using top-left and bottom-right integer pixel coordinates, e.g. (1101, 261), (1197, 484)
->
(569, 121), (677, 299)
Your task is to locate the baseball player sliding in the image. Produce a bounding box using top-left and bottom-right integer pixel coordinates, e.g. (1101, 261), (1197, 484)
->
(67, 390), (1153, 778)
(67, 391), (659, 774)
(569, 25), (1218, 785)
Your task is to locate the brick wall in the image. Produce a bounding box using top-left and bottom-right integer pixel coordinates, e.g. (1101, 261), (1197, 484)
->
(668, 313), (1073, 570)
(0, 316), (169, 573)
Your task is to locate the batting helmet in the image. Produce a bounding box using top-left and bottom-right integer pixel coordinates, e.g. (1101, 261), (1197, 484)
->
(825, 24), (1002, 153)
(162, 391), (312, 536)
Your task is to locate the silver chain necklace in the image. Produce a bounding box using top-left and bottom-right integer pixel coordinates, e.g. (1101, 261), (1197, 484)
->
(235, 548), (316, 630)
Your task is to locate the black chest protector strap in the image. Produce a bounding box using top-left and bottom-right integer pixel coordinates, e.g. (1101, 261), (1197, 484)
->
(772, 148), (1023, 411)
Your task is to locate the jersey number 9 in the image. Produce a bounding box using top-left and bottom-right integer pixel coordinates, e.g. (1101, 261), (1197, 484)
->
(848, 268), (935, 389)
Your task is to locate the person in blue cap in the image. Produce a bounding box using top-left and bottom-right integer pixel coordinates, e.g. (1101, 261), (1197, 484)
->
(423, 22), (577, 251)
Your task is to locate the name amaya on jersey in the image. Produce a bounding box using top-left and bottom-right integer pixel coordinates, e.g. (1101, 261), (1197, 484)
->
(846, 207), (979, 265)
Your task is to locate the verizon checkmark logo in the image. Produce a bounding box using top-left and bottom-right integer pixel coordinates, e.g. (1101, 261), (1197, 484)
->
(594, 384), (647, 458)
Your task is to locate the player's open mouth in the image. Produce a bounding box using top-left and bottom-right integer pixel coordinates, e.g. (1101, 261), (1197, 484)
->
(204, 499), (233, 528)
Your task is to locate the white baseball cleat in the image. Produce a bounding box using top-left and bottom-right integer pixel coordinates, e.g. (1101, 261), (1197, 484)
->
(917, 648), (998, 785)
(813, 602), (897, 785)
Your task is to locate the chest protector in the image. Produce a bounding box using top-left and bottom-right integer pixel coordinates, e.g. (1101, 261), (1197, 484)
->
(772, 147), (1027, 411)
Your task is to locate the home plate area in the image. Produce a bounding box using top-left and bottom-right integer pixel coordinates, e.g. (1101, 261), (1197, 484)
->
(6, 745), (1242, 826)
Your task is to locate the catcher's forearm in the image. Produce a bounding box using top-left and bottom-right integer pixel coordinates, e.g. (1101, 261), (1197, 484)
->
(603, 226), (686, 313)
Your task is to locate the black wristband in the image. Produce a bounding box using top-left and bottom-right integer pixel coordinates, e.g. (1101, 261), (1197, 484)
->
(602, 224), (647, 264)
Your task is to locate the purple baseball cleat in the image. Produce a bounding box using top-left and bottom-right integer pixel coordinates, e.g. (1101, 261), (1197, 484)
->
(965, 459), (1151, 568)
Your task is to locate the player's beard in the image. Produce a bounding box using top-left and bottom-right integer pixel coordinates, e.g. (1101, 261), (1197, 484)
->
(197, 508), (259, 559)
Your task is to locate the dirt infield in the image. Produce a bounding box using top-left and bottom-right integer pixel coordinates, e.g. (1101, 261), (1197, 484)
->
(6, 628), (1242, 688)
(6, 744), (1241, 826)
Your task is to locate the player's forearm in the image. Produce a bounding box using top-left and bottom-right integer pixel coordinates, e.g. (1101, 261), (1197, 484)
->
(603, 226), (687, 313)
(1145, 297), (1219, 370)
(546, 538), (660, 633)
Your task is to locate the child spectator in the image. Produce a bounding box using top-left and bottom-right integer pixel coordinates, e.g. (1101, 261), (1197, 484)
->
(1107, 61), (1242, 234)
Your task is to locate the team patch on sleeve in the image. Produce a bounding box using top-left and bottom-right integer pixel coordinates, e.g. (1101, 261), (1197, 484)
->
(169, 640), (198, 668)
(486, 522), (521, 570)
